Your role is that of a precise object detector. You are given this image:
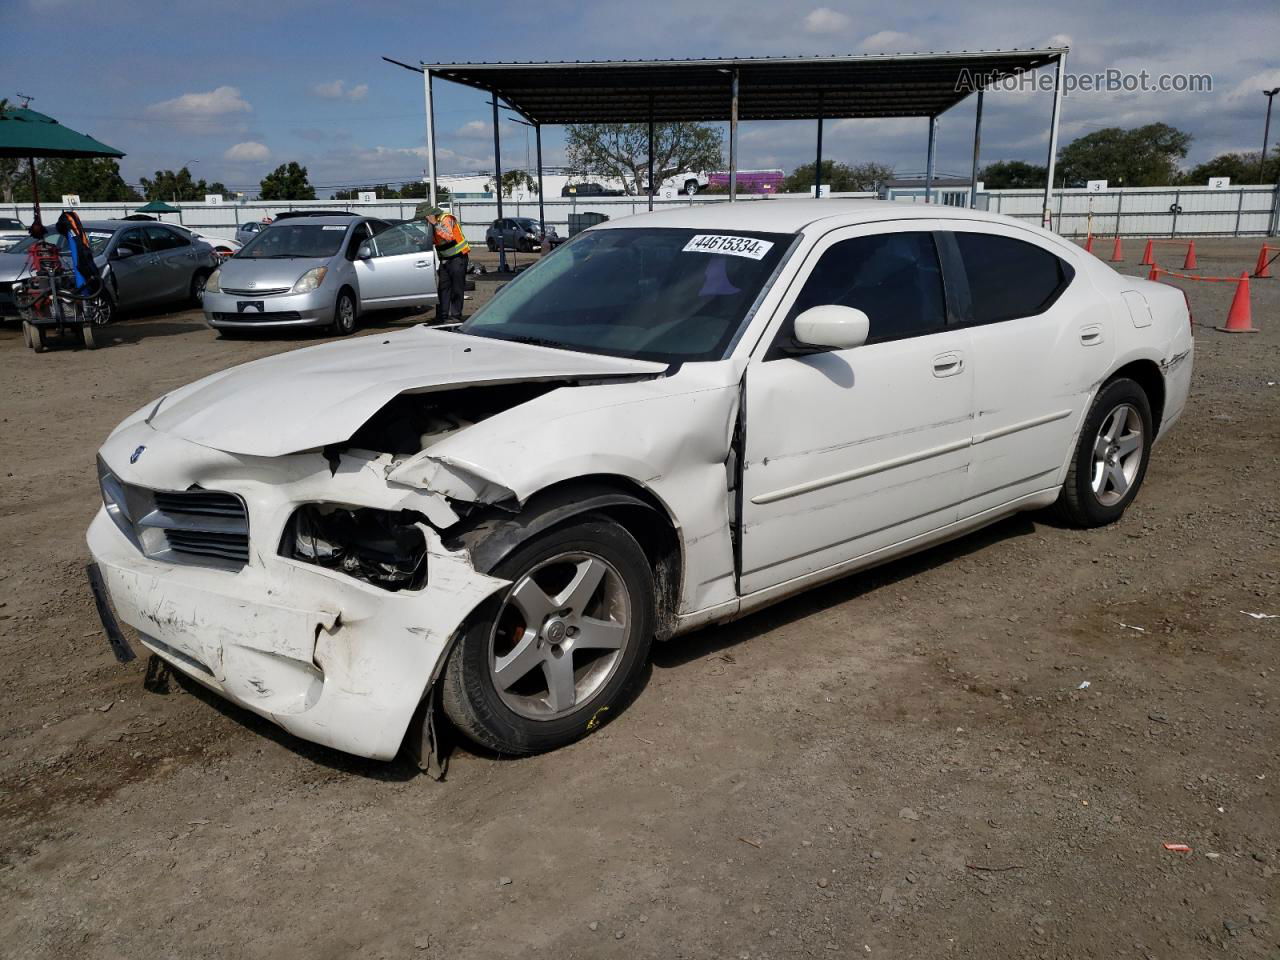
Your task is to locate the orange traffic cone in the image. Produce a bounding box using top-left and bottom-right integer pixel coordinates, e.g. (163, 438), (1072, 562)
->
(1147, 264), (1162, 281)
(1254, 244), (1273, 278)
(1109, 235), (1124, 262)
(1084, 233), (1094, 254)
(1216, 272), (1257, 333)
(1140, 239), (1154, 265)
(1182, 240), (1197, 270)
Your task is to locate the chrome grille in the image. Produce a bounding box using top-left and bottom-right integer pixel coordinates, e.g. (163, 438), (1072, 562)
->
(98, 460), (250, 571)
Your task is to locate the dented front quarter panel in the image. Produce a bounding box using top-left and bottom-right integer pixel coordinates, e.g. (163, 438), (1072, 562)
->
(387, 361), (745, 613)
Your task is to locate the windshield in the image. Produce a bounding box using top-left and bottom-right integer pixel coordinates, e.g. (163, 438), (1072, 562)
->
(459, 227), (792, 362)
(237, 222), (347, 259)
(7, 229), (113, 257)
(514, 219), (538, 230)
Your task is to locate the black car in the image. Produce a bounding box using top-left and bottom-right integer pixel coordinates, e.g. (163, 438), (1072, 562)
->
(561, 182), (625, 197)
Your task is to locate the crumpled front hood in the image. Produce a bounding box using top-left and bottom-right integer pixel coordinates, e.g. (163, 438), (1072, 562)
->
(148, 326), (667, 457)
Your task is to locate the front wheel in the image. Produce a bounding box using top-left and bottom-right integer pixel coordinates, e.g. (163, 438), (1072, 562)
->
(332, 290), (357, 335)
(1054, 377), (1153, 527)
(190, 270), (210, 306)
(442, 517), (655, 755)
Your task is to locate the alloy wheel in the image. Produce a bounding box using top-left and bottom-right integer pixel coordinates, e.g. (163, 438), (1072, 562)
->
(1091, 403), (1144, 506)
(488, 551), (631, 720)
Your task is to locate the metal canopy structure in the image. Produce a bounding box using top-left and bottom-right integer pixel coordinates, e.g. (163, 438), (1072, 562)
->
(386, 48), (1067, 269)
(423, 50), (1064, 124)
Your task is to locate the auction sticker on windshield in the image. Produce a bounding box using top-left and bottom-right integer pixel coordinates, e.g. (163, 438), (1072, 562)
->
(682, 234), (774, 260)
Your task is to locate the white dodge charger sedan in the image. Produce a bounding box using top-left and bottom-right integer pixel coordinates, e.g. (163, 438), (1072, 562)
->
(87, 201), (1193, 764)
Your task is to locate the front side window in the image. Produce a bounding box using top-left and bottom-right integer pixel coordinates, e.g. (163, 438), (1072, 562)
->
(780, 231), (947, 347)
(954, 232), (1073, 324)
(460, 227), (793, 363)
(116, 228), (150, 257)
(371, 222), (432, 258)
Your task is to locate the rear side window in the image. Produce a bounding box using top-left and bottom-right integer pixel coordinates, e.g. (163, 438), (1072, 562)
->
(954, 233), (1073, 324)
(145, 226), (188, 250)
(784, 231), (947, 345)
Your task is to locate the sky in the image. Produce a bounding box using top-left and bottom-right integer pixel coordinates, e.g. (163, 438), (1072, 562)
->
(2, 0), (1277, 196)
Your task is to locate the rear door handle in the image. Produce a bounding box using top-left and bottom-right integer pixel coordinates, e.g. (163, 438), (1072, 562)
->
(932, 352), (964, 377)
(1079, 324), (1104, 346)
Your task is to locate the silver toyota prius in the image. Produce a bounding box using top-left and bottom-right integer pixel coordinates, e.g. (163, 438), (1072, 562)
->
(203, 215), (439, 335)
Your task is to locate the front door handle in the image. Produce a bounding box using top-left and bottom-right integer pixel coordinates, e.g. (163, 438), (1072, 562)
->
(932, 352), (964, 377)
(415, 260), (432, 268)
(1079, 324), (1104, 346)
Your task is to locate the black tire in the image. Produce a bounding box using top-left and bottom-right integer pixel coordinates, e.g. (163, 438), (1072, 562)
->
(190, 270), (211, 307)
(442, 517), (655, 755)
(486, 239), (497, 252)
(684, 179), (700, 195)
(1054, 377), (1153, 528)
(332, 289), (357, 335)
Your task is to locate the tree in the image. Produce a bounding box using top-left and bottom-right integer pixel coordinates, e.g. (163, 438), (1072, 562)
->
(565, 123), (723, 195)
(140, 166), (219, 202)
(782, 160), (893, 193)
(978, 160), (1049, 189)
(1055, 123), (1192, 187)
(500, 170), (538, 197)
(1179, 147), (1279, 186)
(35, 158), (140, 202)
(259, 162), (316, 201)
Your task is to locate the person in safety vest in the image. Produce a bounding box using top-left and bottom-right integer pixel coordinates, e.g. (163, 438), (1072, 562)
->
(416, 203), (470, 322)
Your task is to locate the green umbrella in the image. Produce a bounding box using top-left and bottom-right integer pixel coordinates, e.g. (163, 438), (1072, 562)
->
(0, 105), (125, 229)
(135, 200), (180, 214)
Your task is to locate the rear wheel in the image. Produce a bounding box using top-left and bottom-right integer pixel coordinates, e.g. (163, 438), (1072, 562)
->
(684, 179), (700, 195)
(442, 517), (655, 755)
(332, 290), (357, 335)
(1055, 377), (1153, 527)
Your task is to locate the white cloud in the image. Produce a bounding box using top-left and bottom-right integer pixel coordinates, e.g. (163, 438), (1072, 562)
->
(456, 120), (491, 137)
(224, 141), (270, 162)
(147, 86), (251, 118)
(311, 80), (369, 102)
(861, 30), (921, 52)
(803, 7), (850, 33)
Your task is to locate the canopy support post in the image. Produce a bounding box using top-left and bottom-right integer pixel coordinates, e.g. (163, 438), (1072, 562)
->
(28, 157), (42, 233)
(814, 90), (824, 198)
(925, 116), (937, 203)
(729, 69), (739, 202)
(536, 123), (546, 241)
(492, 95), (506, 272)
(969, 89), (984, 208)
(648, 94), (655, 212)
(424, 70), (438, 207)
(1042, 52), (1066, 229)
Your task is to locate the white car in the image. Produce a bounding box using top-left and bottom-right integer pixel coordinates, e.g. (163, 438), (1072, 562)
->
(0, 217), (28, 252)
(87, 200), (1193, 764)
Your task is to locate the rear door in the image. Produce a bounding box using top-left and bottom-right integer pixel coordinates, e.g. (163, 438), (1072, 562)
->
(942, 227), (1111, 516)
(352, 222), (437, 308)
(144, 225), (195, 303)
(739, 222), (975, 594)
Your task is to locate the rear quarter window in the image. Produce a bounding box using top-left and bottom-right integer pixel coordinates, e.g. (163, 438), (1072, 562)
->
(954, 232), (1074, 324)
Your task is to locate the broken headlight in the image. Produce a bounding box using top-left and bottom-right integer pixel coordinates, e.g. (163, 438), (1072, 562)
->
(280, 504), (428, 591)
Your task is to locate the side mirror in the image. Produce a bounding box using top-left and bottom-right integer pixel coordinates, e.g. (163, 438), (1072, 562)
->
(356, 243), (373, 260)
(112, 246), (137, 260)
(792, 305), (871, 351)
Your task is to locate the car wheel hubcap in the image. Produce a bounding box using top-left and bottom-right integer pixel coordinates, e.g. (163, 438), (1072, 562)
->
(194, 277), (206, 302)
(1091, 403), (1143, 506)
(340, 299), (353, 329)
(489, 552), (630, 720)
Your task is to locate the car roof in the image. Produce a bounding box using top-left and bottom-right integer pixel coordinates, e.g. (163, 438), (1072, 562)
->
(264, 215), (362, 227)
(596, 199), (1041, 235)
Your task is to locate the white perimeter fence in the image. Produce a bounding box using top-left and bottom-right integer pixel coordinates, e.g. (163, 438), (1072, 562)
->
(7, 184), (1278, 243)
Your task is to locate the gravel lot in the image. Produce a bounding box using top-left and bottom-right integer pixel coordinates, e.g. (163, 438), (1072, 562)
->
(0, 238), (1276, 959)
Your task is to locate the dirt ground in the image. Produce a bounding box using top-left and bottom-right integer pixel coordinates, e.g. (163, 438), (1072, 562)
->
(0, 238), (1276, 959)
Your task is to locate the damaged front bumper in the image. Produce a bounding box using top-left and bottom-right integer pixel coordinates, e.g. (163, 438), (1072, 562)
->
(87, 425), (508, 761)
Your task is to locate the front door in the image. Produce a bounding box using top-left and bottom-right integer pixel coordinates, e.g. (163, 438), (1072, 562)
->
(107, 227), (159, 309)
(739, 223), (975, 595)
(143, 225), (195, 304)
(352, 222), (438, 307)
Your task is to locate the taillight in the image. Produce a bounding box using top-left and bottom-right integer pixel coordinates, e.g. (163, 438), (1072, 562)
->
(1181, 288), (1193, 333)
